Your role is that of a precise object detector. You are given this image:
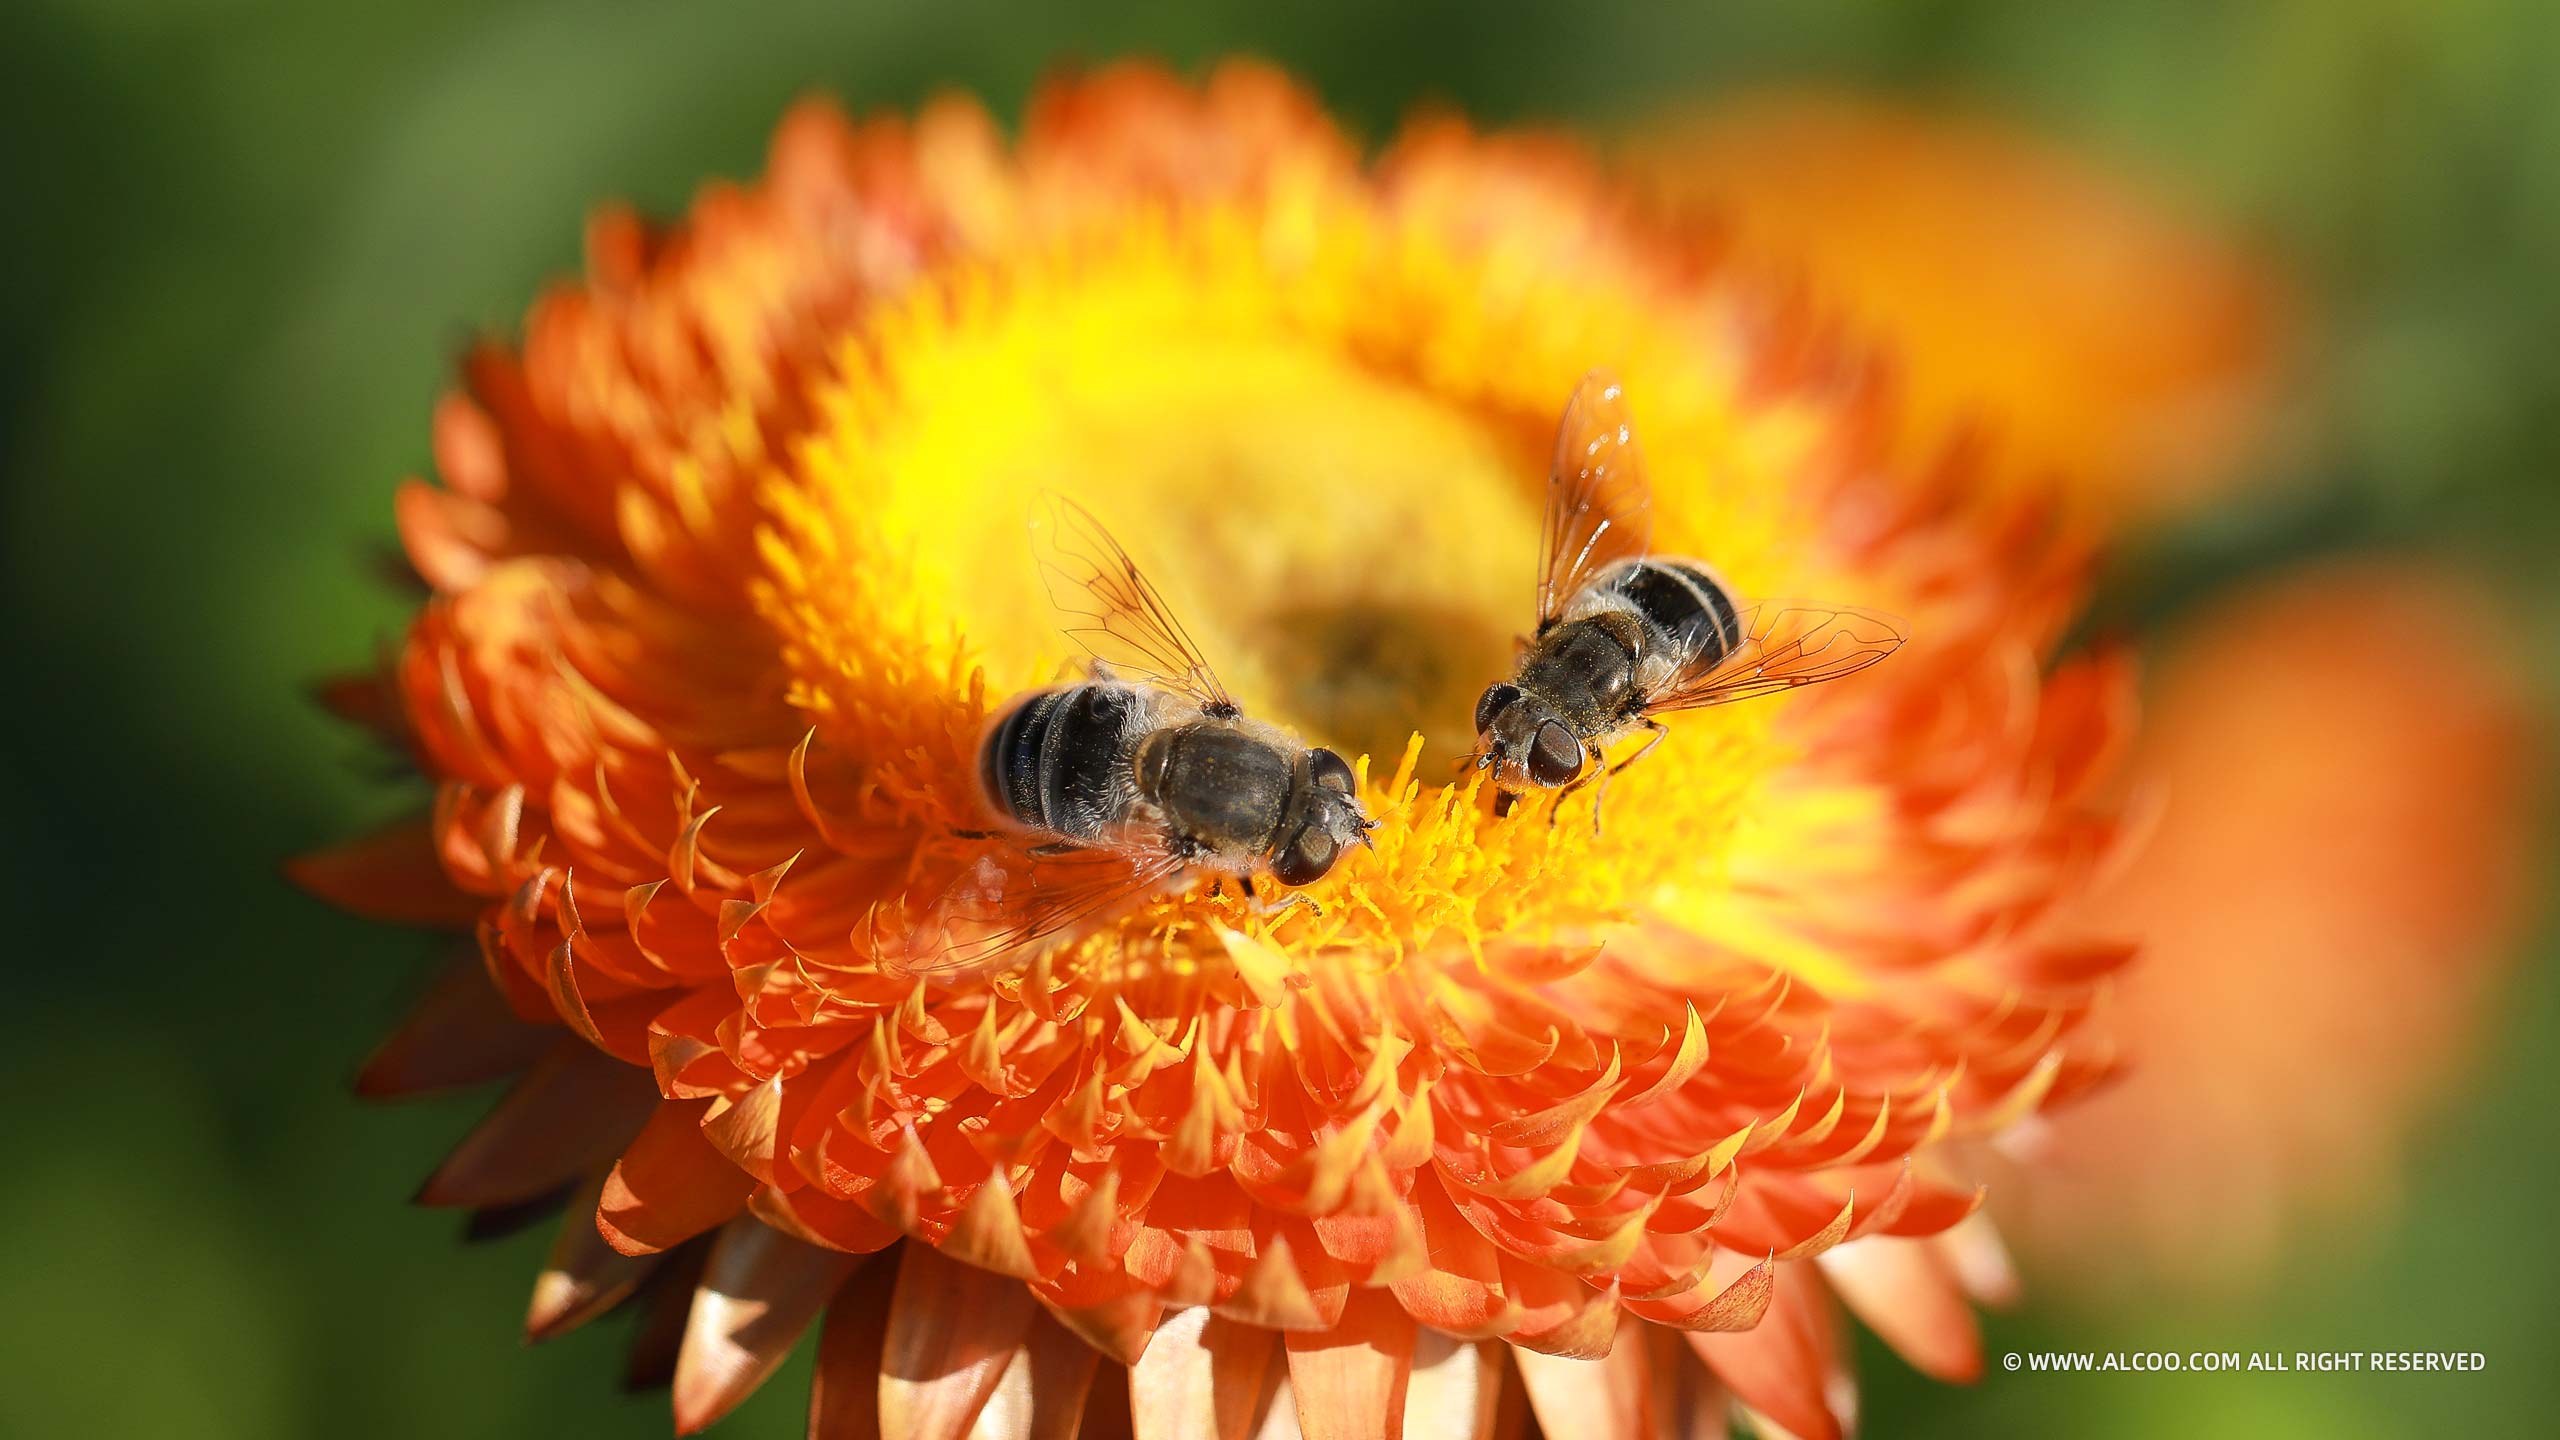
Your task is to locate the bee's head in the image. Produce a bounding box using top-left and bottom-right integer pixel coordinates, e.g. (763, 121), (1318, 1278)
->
(1472, 681), (1585, 790)
(1272, 747), (1377, 886)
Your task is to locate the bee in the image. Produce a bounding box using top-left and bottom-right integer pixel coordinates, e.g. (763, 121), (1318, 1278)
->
(1472, 371), (1911, 825)
(879, 495), (1375, 972)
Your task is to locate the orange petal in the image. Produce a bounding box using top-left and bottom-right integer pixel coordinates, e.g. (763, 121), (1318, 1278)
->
(1218, 1235), (1331, 1333)
(1645, 1325), (1733, 1440)
(878, 1243), (1040, 1440)
(699, 1075), (785, 1186)
(811, 1242), (902, 1439)
(1687, 1263), (1848, 1440)
(286, 817), (484, 927)
(397, 478), (509, 590)
(1386, 1179), (1513, 1338)
(623, 1243), (710, 1393)
(527, 1172), (659, 1341)
(416, 1041), (654, 1208)
(598, 1099), (759, 1256)
(968, 1311), (1104, 1440)
(1078, 1356), (1139, 1439)
(1934, 1214), (2021, 1309)
(355, 956), (552, 1097)
(1627, 1253), (1774, 1334)
(1130, 1304), (1281, 1440)
(1818, 1238), (1980, 1382)
(1036, 1262), (1166, 1366)
(1283, 1289), (1416, 1440)
(943, 1168), (1040, 1280)
(749, 1182), (904, 1256)
(311, 666), (406, 741)
(1512, 1325), (1651, 1440)
(673, 1217), (866, 1434)
(1401, 1329), (1507, 1440)
(1500, 1262), (1618, 1360)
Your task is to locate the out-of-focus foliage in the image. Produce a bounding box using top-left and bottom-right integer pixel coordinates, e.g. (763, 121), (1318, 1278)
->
(1, 2), (2553, 1436)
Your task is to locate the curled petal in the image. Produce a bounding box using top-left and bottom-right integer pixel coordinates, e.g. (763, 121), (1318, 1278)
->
(1512, 1330), (1651, 1440)
(1687, 1263), (1849, 1440)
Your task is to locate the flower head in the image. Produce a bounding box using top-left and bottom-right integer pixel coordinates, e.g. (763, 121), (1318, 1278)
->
(1624, 92), (2280, 527)
(2010, 560), (2547, 1297)
(298, 61), (2174, 1438)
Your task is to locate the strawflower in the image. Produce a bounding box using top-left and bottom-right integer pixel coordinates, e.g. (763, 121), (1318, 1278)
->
(293, 60), (2231, 1439)
(2009, 560), (2547, 1297)
(1624, 91), (2280, 528)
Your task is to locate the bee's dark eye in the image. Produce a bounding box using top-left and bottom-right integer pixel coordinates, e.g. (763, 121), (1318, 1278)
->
(1270, 826), (1339, 886)
(1527, 722), (1583, 787)
(1308, 748), (1356, 795)
(1474, 683), (1519, 734)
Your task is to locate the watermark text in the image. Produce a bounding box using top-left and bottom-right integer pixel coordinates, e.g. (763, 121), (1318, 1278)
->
(2000, 1351), (2486, 1375)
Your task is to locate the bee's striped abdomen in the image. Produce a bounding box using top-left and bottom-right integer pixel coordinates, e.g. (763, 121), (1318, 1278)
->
(978, 683), (1138, 839)
(1605, 559), (1743, 669)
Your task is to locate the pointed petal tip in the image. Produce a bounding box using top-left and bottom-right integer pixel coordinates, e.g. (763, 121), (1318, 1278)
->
(522, 1273), (580, 1342)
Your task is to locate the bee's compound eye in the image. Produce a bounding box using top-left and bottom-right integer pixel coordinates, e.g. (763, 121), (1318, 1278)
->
(1527, 721), (1584, 787)
(1270, 827), (1339, 886)
(1474, 682), (1520, 734)
(1308, 748), (1357, 795)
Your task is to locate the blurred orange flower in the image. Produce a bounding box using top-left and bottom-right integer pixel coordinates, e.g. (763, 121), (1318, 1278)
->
(2007, 561), (2546, 1295)
(291, 60), (2285, 1439)
(1627, 92), (2282, 527)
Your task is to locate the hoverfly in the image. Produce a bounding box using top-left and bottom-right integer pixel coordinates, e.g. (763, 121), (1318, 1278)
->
(1471, 371), (1910, 827)
(874, 495), (1375, 973)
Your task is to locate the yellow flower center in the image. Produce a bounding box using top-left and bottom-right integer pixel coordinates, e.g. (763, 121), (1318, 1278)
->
(754, 195), (1877, 970)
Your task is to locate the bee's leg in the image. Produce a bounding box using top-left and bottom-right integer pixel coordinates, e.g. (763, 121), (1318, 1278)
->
(1553, 720), (1668, 838)
(1609, 718), (1671, 778)
(1027, 841), (1080, 857)
(1255, 889), (1325, 921)
(1547, 761), (1601, 832)
(1238, 874), (1260, 902)
(1493, 789), (1522, 819)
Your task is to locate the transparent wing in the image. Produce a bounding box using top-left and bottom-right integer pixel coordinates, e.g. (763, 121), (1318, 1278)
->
(1538, 370), (1655, 633)
(1646, 602), (1911, 713)
(869, 835), (1188, 977)
(1031, 493), (1234, 714)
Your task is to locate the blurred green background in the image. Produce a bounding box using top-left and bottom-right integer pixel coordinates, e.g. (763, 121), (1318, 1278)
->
(4, 1), (2556, 1435)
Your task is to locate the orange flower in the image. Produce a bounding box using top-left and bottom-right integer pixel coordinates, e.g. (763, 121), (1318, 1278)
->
(1624, 91), (2281, 528)
(295, 62), (2170, 1438)
(2007, 560), (2546, 1296)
